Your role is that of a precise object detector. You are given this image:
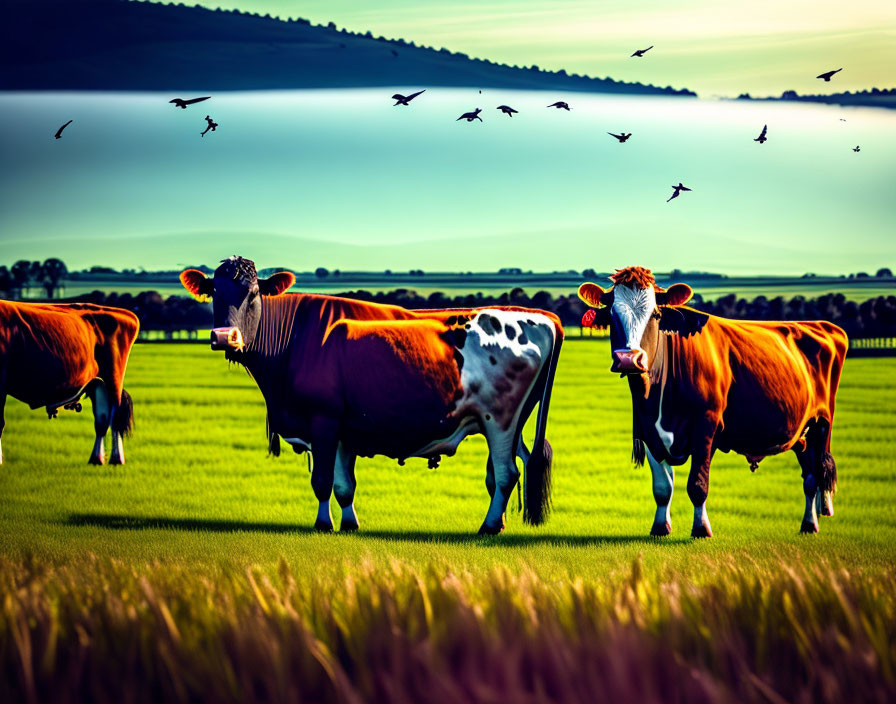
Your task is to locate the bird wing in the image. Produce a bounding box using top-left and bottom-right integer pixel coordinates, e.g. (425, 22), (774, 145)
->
(645, 46), (654, 52)
(608, 132), (621, 139)
(760, 125), (767, 137)
(54, 120), (72, 138)
(817, 71), (832, 79)
(407, 90), (425, 100)
(184, 96), (211, 105)
(680, 186), (692, 191)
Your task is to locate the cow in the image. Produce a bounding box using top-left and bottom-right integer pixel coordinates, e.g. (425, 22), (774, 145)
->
(0, 300), (138, 465)
(578, 266), (848, 537)
(180, 256), (564, 535)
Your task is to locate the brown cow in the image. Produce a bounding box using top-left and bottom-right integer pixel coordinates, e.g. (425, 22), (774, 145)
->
(0, 301), (138, 465)
(578, 266), (847, 537)
(180, 256), (564, 535)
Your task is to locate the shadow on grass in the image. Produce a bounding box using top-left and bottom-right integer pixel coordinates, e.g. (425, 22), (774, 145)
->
(63, 512), (683, 547)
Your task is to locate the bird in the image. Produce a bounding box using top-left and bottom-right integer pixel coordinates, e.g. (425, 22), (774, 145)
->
(54, 120), (72, 139)
(497, 105), (518, 117)
(608, 132), (631, 143)
(839, 118), (847, 122)
(667, 183), (692, 202)
(169, 96), (211, 109)
(853, 145), (860, 152)
(457, 108), (483, 122)
(391, 90), (425, 106)
(754, 124), (768, 144)
(547, 101), (570, 110)
(200, 115), (218, 137)
(816, 68), (842, 82)
(631, 45), (654, 57)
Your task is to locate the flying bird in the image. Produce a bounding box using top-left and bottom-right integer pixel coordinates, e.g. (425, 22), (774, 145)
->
(754, 124), (768, 144)
(54, 120), (72, 139)
(497, 105), (518, 116)
(457, 108), (483, 122)
(391, 90), (425, 106)
(631, 45), (654, 57)
(853, 145), (860, 152)
(169, 96), (211, 109)
(816, 68), (842, 82)
(200, 115), (218, 137)
(608, 132), (631, 143)
(667, 183), (692, 202)
(547, 101), (571, 110)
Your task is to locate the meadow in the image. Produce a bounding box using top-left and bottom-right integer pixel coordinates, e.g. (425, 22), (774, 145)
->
(2, 341), (895, 702)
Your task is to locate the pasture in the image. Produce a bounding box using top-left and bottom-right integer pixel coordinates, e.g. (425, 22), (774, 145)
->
(2, 341), (896, 702)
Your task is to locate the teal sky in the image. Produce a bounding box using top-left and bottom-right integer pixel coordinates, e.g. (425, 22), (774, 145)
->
(184, 0), (896, 97)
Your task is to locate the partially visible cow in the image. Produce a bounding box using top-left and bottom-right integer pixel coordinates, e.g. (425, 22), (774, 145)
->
(578, 266), (847, 537)
(0, 301), (138, 465)
(180, 256), (563, 535)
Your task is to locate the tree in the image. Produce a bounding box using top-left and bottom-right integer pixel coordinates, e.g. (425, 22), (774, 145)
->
(876, 267), (893, 278)
(0, 266), (10, 298)
(314, 267), (329, 278)
(39, 258), (68, 298)
(10, 260), (32, 299)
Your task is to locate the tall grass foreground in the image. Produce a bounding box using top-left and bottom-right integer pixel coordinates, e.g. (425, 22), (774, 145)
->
(2, 554), (894, 703)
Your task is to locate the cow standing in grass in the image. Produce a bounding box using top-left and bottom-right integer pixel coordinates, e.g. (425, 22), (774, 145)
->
(0, 301), (138, 465)
(578, 267), (848, 537)
(180, 256), (563, 535)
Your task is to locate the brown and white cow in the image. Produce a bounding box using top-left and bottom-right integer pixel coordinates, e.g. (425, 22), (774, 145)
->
(578, 266), (848, 537)
(180, 256), (563, 535)
(0, 301), (138, 465)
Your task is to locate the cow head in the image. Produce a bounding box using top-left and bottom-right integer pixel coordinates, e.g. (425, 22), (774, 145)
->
(578, 266), (693, 375)
(180, 256), (295, 355)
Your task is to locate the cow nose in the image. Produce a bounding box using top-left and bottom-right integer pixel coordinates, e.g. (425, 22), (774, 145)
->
(612, 348), (648, 373)
(211, 327), (244, 351)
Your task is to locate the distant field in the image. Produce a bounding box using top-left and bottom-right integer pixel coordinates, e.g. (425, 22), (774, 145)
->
(1, 342), (894, 701)
(57, 278), (895, 302)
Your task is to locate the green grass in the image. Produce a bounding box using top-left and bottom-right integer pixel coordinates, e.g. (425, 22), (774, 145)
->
(1, 341), (895, 581)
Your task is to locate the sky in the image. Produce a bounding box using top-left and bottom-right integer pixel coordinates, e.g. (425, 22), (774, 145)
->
(183, 0), (896, 97)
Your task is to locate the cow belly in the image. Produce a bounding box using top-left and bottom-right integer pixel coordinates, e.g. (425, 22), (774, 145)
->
(342, 401), (464, 459)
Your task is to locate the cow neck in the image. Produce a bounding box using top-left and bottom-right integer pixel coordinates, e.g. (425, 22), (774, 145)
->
(242, 294), (303, 397)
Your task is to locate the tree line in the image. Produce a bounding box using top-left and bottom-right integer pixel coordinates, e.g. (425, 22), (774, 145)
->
(11, 287), (891, 342)
(0, 259), (68, 299)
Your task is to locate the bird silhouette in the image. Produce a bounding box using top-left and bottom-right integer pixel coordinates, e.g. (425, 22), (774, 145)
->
(457, 108), (483, 122)
(853, 145), (860, 152)
(631, 45), (654, 57)
(547, 101), (571, 110)
(497, 105), (518, 117)
(392, 90), (425, 106)
(816, 68), (842, 82)
(200, 115), (218, 137)
(54, 120), (72, 139)
(667, 183), (692, 202)
(170, 96), (211, 109)
(754, 125), (768, 144)
(608, 132), (631, 143)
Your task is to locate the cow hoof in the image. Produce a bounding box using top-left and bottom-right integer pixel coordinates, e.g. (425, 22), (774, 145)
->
(691, 524), (713, 539)
(340, 518), (360, 532)
(477, 522), (504, 537)
(87, 455), (105, 466)
(314, 519), (334, 533)
(109, 457), (125, 466)
(650, 521), (672, 537)
(800, 520), (819, 534)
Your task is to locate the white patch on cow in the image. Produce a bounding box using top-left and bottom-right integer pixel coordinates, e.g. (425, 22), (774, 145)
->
(693, 502), (712, 534)
(612, 284), (657, 352)
(89, 436), (105, 465)
(282, 437), (312, 453)
(646, 448), (674, 530)
(653, 357), (675, 454)
(109, 432), (125, 465)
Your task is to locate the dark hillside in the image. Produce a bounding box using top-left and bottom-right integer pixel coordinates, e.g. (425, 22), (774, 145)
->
(1, 0), (696, 95)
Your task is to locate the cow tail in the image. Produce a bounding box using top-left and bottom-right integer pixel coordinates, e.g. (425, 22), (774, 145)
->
(523, 325), (562, 526)
(111, 389), (134, 438)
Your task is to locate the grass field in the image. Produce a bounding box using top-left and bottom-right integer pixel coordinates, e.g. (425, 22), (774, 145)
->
(2, 341), (895, 701)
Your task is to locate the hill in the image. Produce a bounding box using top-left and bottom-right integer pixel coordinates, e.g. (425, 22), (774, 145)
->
(733, 88), (896, 110)
(0, 0), (696, 95)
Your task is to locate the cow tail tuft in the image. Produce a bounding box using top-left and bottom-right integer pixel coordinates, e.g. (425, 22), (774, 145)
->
(111, 389), (134, 438)
(632, 439), (646, 467)
(821, 452), (837, 494)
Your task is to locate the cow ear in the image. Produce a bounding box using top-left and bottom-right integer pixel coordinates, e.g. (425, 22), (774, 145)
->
(578, 282), (613, 308)
(180, 269), (213, 301)
(657, 283), (693, 306)
(259, 271), (295, 296)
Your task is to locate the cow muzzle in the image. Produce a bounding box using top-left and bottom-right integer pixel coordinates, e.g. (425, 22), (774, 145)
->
(612, 348), (648, 374)
(211, 327), (244, 351)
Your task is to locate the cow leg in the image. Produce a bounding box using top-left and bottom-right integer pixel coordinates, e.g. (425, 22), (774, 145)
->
(687, 417), (718, 538)
(516, 436), (531, 467)
(310, 417), (339, 532)
(333, 442), (360, 532)
(88, 382), (111, 465)
(479, 430), (519, 536)
(794, 439), (820, 533)
(646, 448), (674, 536)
